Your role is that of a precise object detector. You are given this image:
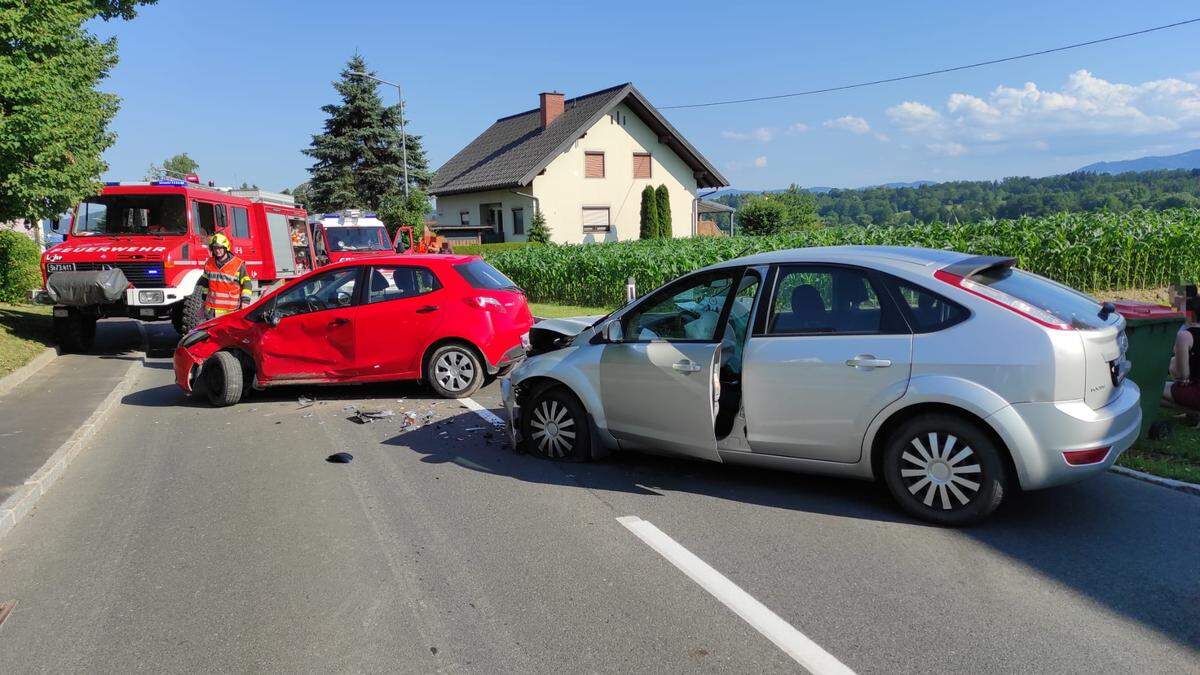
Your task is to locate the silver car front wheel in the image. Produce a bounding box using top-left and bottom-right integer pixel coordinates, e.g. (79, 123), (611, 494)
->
(882, 414), (1007, 526)
(521, 386), (591, 461)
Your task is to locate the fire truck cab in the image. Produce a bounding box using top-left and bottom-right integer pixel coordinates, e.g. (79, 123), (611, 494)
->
(307, 210), (395, 267)
(37, 178), (310, 352)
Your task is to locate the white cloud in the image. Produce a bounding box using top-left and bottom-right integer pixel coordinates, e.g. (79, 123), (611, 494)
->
(928, 142), (967, 157)
(724, 156), (769, 171)
(786, 122), (809, 135)
(874, 132), (891, 142)
(1031, 140), (1050, 151)
(884, 69), (1200, 150)
(722, 126), (776, 142)
(823, 115), (871, 134)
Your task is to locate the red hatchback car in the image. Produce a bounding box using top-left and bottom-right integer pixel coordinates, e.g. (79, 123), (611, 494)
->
(174, 255), (533, 405)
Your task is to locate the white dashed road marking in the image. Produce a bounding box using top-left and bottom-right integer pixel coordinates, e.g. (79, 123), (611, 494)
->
(617, 516), (855, 675)
(461, 397), (505, 427)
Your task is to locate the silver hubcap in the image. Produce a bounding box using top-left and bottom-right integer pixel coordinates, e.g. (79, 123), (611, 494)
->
(434, 350), (475, 392)
(530, 399), (576, 458)
(900, 432), (982, 510)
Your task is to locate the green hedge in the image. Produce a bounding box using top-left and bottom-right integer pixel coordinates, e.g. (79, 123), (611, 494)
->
(486, 209), (1200, 307)
(0, 230), (41, 304)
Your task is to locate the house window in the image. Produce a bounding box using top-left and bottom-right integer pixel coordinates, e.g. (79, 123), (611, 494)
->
(633, 153), (652, 179)
(584, 151), (605, 178)
(459, 210), (470, 226)
(512, 208), (525, 235)
(582, 207), (611, 233)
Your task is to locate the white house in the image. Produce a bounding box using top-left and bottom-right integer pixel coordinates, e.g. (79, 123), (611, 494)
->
(428, 83), (728, 245)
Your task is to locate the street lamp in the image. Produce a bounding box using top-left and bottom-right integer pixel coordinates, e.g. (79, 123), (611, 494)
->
(350, 70), (409, 198)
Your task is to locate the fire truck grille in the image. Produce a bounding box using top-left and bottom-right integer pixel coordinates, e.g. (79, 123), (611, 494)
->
(72, 262), (166, 288)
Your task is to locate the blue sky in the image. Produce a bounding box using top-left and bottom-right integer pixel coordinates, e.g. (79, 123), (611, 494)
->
(91, 1), (1200, 191)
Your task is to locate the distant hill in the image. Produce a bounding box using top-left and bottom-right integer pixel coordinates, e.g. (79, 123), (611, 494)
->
(714, 169), (1200, 227)
(871, 180), (937, 189)
(709, 181), (933, 198)
(1077, 149), (1200, 174)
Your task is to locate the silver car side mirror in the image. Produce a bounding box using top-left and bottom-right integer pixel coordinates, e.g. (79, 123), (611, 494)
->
(602, 321), (623, 343)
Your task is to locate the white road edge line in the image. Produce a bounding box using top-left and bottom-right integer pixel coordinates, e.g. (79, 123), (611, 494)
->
(461, 397), (505, 427)
(617, 515), (855, 675)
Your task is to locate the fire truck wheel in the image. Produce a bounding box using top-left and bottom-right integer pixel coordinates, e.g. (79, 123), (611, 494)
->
(177, 287), (207, 335)
(53, 311), (97, 353)
(202, 351), (243, 407)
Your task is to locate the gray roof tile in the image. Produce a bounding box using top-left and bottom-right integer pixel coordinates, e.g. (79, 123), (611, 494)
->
(430, 83), (726, 195)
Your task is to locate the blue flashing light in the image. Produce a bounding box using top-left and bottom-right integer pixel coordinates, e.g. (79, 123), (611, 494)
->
(104, 181), (121, 186)
(153, 178), (187, 187)
(147, 269), (160, 275)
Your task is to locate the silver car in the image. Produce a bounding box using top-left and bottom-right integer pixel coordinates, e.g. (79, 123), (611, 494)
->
(502, 246), (1141, 525)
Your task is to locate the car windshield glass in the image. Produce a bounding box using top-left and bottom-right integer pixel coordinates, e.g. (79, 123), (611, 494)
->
(73, 195), (187, 236)
(324, 227), (390, 252)
(454, 260), (519, 290)
(971, 267), (1103, 328)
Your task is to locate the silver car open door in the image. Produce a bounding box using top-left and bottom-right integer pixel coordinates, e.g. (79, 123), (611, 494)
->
(598, 270), (741, 462)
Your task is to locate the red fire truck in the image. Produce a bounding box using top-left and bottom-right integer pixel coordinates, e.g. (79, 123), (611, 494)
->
(37, 178), (311, 352)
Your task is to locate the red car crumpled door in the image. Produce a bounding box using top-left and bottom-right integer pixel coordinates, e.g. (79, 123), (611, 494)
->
(254, 266), (361, 383)
(256, 307), (357, 382)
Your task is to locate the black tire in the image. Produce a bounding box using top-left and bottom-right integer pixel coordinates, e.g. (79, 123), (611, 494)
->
(520, 386), (592, 461)
(427, 343), (484, 398)
(881, 414), (1007, 526)
(177, 286), (207, 336)
(53, 311), (97, 353)
(202, 351), (243, 407)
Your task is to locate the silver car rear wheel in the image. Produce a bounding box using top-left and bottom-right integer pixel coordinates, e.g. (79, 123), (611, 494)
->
(882, 414), (1006, 526)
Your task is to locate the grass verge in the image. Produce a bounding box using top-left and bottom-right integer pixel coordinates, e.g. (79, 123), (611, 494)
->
(0, 303), (53, 377)
(530, 302), (614, 319)
(1120, 409), (1200, 484)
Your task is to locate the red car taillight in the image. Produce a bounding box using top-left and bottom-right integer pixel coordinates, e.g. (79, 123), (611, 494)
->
(1062, 447), (1110, 466)
(934, 269), (1072, 330)
(466, 295), (505, 312)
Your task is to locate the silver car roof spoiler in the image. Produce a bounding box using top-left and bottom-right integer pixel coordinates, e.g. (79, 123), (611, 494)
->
(941, 255), (1016, 278)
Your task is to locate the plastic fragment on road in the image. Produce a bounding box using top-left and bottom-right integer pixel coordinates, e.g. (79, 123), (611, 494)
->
(349, 409), (396, 424)
(326, 452), (353, 463)
(298, 396), (315, 409)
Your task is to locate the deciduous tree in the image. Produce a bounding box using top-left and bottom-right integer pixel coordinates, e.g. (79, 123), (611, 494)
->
(144, 153), (199, 181)
(0, 0), (156, 224)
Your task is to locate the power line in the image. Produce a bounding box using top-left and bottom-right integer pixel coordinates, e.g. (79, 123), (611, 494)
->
(661, 18), (1200, 110)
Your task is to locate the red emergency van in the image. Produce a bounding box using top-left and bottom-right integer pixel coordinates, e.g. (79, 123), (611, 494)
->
(36, 178), (312, 352)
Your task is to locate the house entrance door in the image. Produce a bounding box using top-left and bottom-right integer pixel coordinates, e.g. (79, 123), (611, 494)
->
(481, 203), (504, 243)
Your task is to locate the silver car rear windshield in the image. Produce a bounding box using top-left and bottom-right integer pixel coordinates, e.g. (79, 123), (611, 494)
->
(971, 267), (1104, 328)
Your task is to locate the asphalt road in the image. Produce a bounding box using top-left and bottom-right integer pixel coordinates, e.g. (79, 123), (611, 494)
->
(0, 324), (1197, 672)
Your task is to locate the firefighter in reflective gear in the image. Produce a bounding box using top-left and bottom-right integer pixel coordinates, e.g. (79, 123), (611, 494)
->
(200, 233), (252, 318)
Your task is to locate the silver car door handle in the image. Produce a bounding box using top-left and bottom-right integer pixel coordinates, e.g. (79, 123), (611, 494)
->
(846, 356), (892, 369)
(672, 360), (703, 373)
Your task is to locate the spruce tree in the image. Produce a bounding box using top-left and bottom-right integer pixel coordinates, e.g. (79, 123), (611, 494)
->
(303, 55), (431, 213)
(639, 185), (660, 239)
(527, 210), (551, 244)
(656, 185), (672, 238)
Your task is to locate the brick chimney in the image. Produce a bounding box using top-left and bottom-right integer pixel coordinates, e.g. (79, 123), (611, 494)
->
(539, 91), (564, 129)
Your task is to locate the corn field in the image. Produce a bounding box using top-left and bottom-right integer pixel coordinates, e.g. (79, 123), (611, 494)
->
(487, 209), (1200, 307)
